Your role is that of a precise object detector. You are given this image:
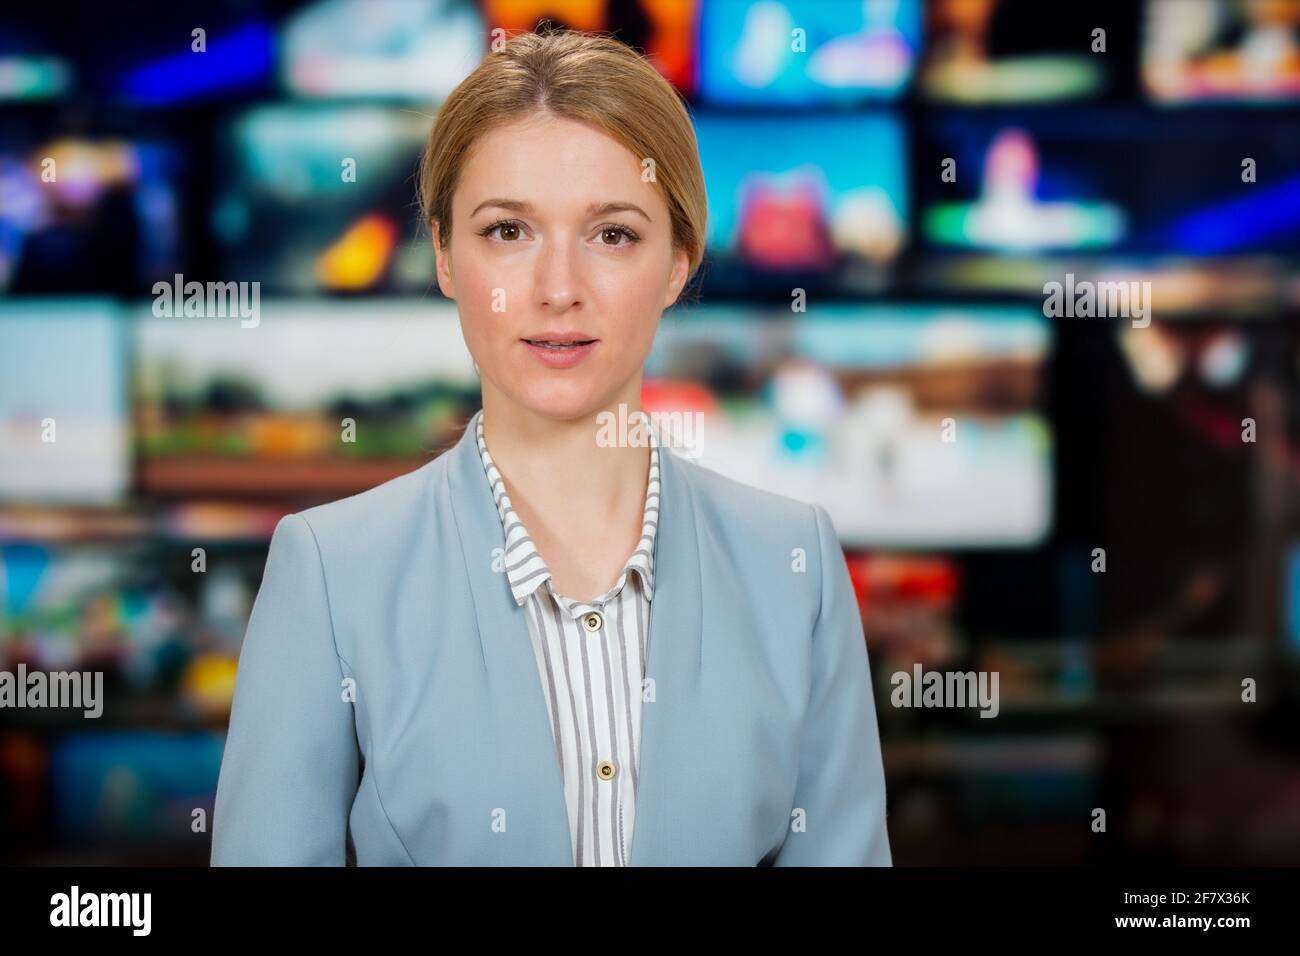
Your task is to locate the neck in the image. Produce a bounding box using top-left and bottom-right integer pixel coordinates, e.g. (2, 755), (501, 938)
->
(478, 384), (652, 530)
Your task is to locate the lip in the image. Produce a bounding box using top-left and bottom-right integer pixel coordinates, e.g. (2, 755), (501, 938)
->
(521, 330), (597, 345)
(520, 335), (599, 370)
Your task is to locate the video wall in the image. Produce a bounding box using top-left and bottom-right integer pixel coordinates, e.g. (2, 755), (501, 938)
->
(2, 0), (1298, 864)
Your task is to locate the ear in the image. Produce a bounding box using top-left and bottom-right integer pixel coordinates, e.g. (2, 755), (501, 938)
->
(662, 246), (691, 309)
(432, 220), (456, 299)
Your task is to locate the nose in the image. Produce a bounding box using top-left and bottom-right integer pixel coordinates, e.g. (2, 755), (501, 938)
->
(533, 233), (582, 313)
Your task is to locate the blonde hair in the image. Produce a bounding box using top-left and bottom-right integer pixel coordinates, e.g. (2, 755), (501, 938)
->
(417, 27), (708, 293)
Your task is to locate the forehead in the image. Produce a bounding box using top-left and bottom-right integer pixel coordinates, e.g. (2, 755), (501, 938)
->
(455, 114), (658, 211)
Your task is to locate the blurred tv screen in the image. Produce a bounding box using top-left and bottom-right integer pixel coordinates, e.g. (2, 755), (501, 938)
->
(693, 111), (907, 293)
(280, 0), (484, 100)
(698, 0), (920, 105)
(920, 111), (1300, 256)
(212, 104), (434, 296)
(0, 132), (184, 295)
(133, 299), (478, 496)
(51, 732), (225, 846)
(1143, 0), (1300, 103)
(0, 300), (130, 504)
(919, 0), (1115, 103)
(646, 303), (1053, 548)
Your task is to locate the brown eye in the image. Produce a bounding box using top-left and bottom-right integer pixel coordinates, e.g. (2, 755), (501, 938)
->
(499, 223), (520, 241)
(601, 227), (636, 246)
(480, 220), (523, 242)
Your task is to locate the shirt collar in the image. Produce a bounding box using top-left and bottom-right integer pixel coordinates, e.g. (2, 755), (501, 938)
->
(473, 408), (660, 610)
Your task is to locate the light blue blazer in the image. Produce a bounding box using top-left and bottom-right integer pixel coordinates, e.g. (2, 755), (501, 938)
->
(211, 416), (892, 866)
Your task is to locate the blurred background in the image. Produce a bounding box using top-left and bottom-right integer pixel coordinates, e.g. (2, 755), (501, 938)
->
(2, 0), (1300, 865)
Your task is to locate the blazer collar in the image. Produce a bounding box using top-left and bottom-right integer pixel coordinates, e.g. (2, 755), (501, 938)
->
(442, 411), (703, 866)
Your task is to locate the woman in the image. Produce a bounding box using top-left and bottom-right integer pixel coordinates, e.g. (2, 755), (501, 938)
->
(211, 28), (891, 867)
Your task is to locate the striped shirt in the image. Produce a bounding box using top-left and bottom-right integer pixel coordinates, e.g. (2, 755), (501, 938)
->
(473, 408), (660, 866)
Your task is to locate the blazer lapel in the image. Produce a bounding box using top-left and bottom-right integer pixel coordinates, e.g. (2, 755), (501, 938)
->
(444, 419), (573, 865)
(624, 438), (703, 865)
(442, 414), (704, 867)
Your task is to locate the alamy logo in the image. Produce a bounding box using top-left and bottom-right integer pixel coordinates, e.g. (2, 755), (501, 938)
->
(595, 403), (704, 459)
(152, 273), (260, 328)
(50, 886), (151, 936)
(891, 664), (1000, 718)
(0, 665), (103, 718)
(1042, 272), (1151, 328)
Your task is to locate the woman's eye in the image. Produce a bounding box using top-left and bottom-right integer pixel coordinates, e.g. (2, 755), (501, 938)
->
(489, 222), (522, 241)
(598, 226), (639, 246)
(479, 221), (637, 245)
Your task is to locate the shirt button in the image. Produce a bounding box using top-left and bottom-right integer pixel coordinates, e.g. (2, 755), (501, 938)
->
(596, 760), (617, 781)
(582, 611), (602, 632)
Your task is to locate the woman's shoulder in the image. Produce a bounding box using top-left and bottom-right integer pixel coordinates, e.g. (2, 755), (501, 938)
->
(289, 454), (445, 548)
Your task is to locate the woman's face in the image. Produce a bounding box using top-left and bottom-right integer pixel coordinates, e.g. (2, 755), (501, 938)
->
(434, 113), (690, 422)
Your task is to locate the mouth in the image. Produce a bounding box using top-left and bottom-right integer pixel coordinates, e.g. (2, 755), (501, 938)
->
(520, 333), (599, 369)
(520, 336), (598, 350)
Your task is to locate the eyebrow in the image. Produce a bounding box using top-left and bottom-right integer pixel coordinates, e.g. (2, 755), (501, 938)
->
(469, 198), (652, 222)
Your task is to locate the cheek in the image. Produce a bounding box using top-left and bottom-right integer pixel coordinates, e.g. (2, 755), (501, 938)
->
(599, 299), (661, 380)
(452, 255), (512, 321)
(591, 257), (670, 321)
(606, 270), (667, 348)
(451, 256), (526, 364)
